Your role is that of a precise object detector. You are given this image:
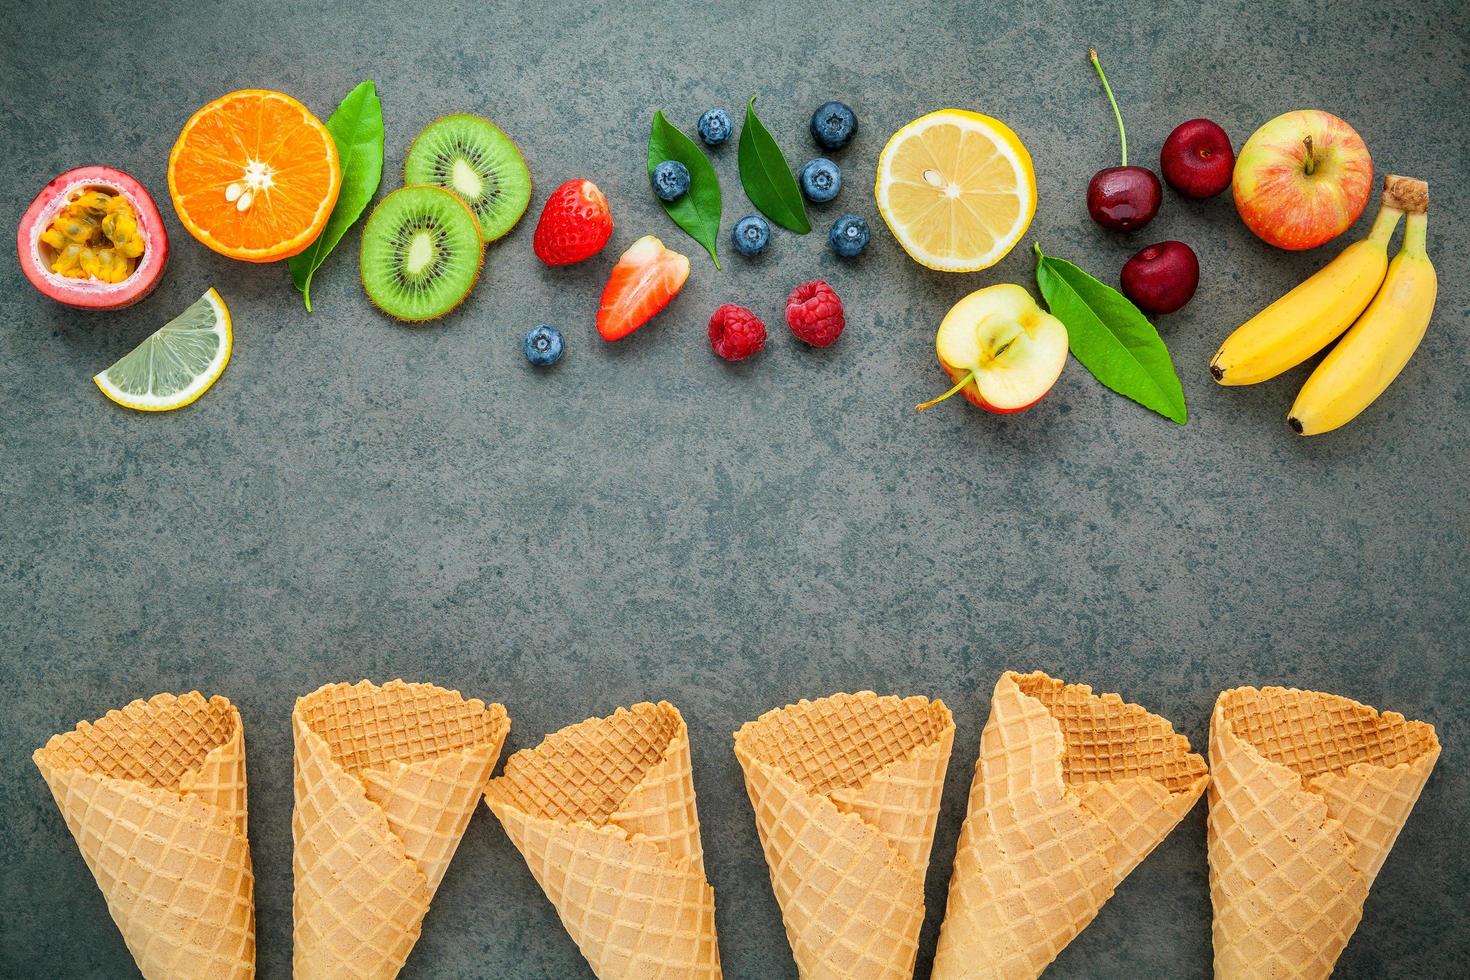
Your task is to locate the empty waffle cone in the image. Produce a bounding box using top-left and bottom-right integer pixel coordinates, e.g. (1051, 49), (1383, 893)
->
(1209, 686), (1440, 980)
(292, 679), (509, 979)
(33, 692), (255, 979)
(485, 701), (721, 978)
(932, 671), (1209, 980)
(733, 692), (955, 979)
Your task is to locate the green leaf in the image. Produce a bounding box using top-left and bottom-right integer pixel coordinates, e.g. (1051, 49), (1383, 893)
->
(288, 80), (384, 312)
(648, 111), (721, 268)
(1033, 243), (1187, 424)
(736, 97), (810, 234)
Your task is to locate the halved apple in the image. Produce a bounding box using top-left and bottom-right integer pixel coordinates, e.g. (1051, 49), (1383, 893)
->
(917, 283), (1068, 414)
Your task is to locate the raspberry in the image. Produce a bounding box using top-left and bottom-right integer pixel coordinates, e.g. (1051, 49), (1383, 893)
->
(708, 304), (766, 361)
(785, 279), (845, 346)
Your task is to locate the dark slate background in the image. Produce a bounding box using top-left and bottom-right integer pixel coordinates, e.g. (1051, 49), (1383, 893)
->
(2, 0), (1465, 976)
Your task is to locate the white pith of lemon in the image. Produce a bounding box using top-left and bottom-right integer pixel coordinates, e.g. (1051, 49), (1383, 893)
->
(875, 109), (1037, 273)
(94, 288), (232, 412)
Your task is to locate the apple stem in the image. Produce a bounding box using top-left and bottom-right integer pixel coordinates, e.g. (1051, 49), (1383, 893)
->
(1302, 136), (1316, 176)
(1090, 48), (1128, 167)
(916, 371), (975, 412)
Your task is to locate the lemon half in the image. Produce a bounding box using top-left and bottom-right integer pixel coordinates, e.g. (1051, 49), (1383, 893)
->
(95, 288), (232, 411)
(876, 109), (1037, 272)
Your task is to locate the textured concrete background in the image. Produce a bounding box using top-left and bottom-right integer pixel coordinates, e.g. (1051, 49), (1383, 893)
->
(2, 0), (1466, 976)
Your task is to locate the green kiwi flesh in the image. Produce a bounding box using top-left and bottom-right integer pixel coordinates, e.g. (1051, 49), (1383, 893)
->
(359, 186), (483, 322)
(403, 114), (532, 244)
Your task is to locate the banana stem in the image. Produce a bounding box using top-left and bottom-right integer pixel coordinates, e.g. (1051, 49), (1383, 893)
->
(1402, 212), (1428, 256)
(1367, 203), (1405, 245)
(1090, 48), (1128, 167)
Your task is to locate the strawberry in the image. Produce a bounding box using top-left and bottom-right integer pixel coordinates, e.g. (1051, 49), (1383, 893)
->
(533, 179), (613, 266)
(596, 236), (691, 341)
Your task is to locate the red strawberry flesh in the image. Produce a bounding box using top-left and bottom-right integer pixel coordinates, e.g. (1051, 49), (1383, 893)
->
(596, 235), (691, 341)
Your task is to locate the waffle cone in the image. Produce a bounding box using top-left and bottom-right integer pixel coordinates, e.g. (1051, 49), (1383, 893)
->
(33, 692), (255, 979)
(292, 679), (508, 979)
(1209, 686), (1439, 979)
(932, 671), (1208, 980)
(733, 692), (955, 979)
(485, 701), (721, 979)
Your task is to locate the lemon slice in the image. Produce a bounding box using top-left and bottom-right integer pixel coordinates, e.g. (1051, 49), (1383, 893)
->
(95, 288), (232, 411)
(875, 109), (1037, 272)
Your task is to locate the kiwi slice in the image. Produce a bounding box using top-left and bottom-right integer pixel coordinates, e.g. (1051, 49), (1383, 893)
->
(359, 186), (483, 322)
(404, 114), (532, 244)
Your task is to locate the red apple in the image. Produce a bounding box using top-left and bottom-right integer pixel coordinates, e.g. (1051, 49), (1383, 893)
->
(1233, 110), (1372, 250)
(917, 284), (1068, 415)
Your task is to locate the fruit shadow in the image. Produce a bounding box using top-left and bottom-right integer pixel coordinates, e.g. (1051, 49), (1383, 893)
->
(528, 254), (615, 348)
(935, 397), (1075, 456)
(1212, 353), (1376, 461)
(40, 250), (277, 363)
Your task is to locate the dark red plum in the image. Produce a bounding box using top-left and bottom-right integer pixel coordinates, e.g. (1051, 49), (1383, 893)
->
(1161, 119), (1234, 198)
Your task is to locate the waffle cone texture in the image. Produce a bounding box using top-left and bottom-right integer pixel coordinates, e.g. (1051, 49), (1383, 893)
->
(1209, 686), (1439, 979)
(932, 671), (1209, 980)
(33, 692), (255, 979)
(734, 691), (956, 979)
(485, 701), (721, 978)
(292, 679), (508, 979)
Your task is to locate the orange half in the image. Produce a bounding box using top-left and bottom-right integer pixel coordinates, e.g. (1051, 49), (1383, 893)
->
(168, 89), (341, 262)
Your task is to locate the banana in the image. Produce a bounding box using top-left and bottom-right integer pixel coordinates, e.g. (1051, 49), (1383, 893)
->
(1289, 185), (1435, 435)
(1211, 188), (1404, 386)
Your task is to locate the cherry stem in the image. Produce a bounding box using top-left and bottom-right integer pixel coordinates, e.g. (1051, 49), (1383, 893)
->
(1090, 48), (1128, 167)
(916, 371), (975, 412)
(1302, 135), (1315, 176)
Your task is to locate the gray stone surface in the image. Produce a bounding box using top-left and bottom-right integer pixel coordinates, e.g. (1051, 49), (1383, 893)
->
(2, 0), (1466, 976)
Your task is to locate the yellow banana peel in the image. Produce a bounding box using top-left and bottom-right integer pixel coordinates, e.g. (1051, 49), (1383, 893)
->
(1211, 195), (1403, 386)
(1289, 187), (1435, 435)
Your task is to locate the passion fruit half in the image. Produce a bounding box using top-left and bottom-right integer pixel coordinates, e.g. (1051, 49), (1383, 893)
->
(17, 166), (169, 310)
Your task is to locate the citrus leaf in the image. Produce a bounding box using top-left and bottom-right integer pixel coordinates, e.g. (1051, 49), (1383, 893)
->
(288, 80), (384, 312)
(1034, 243), (1187, 424)
(737, 97), (810, 234)
(648, 111), (721, 268)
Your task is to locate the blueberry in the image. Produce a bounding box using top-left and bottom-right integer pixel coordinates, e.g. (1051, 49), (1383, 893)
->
(651, 160), (691, 202)
(810, 101), (857, 151)
(799, 158), (842, 203)
(829, 214), (869, 258)
(523, 324), (564, 367)
(697, 108), (732, 146)
(732, 215), (770, 257)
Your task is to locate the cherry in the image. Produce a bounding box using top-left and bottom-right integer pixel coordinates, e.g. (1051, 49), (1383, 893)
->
(1121, 241), (1199, 315)
(1160, 119), (1234, 198)
(1085, 50), (1161, 232)
(1088, 167), (1162, 232)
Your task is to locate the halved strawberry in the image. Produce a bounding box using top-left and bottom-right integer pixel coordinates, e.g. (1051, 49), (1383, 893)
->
(596, 235), (691, 341)
(533, 179), (614, 266)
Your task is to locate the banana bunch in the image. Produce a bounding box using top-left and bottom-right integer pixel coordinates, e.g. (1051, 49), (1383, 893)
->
(1211, 175), (1436, 435)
